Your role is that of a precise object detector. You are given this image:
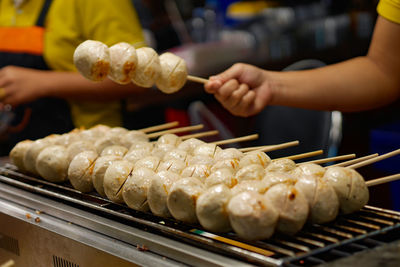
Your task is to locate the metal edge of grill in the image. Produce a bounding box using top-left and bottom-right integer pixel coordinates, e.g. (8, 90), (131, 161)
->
(1, 164), (399, 266)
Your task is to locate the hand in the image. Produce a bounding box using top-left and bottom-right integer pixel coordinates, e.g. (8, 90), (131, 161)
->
(0, 66), (48, 107)
(204, 63), (273, 117)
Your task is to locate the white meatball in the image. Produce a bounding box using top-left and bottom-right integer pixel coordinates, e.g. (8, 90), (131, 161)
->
(292, 163), (326, 177)
(68, 150), (98, 192)
(103, 160), (134, 203)
(94, 137), (118, 154)
(54, 131), (81, 146)
(134, 156), (160, 171)
(10, 140), (33, 172)
(295, 175), (339, 224)
(177, 138), (205, 154)
(128, 140), (153, 152)
(100, 145), (128, 157)
(131, 47), (161, 88)
(323, 167), (369, 214)
(236, 164), (265, 182)
(210, 158), (240, 173)
(167, 177), (205, 223)
(148, 170), (181, 217)
(231, 180), (268, 195)
(181, 164), (211, 183)
(120, 130), (149, 148)
(73, 40), (110, 81)
(108, 42), (137, 84)
(106, 126), (129, 144)
(186, 155), (215, 166)
(239, 150), (271, 169)
(193, 143), (221, 158)
(36, 145), (69, 183)
(67, 140), (97, 163)
(156, 52), (188, 94)
(265, 183), (309, 235)
(92, 155), (122, 197)
(122, 167), (155, 211)
(163, 148), (188, 162)
(157, 158), (187, 174)
(265, 158), (296, 173)
(263, 171), (297, 188)
(227, 191), (279, 240)
(151, 143), (176, 159)
(214, 148), (244, 162)
(123, 148), (152, 164)
(196, 184), (232, 232)
(205, 168), (238, 188)
(23, 138), (52, 175)
(156, 133), (181, 146)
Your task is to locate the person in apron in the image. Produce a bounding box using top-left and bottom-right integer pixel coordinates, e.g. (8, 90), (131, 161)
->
(0, 0), (74, 155)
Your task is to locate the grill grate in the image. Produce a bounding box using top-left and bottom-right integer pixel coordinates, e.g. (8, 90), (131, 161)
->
(1, 164), (399, 266)
(0, 232), (20, 256)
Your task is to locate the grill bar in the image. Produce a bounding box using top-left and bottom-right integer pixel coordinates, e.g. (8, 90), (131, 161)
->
(1, 164), (400, 266)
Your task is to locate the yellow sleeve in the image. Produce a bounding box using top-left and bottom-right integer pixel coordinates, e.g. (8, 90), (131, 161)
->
(377, 0), (400, 24)
(44, 0), (146, 128)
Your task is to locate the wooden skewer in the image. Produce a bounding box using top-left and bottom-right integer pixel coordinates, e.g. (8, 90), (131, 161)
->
(187, 75), (208, 84)
(212, 134), (259, 146)
(298, 154), (356, 166)
(139, 121), (179, 133)
(366, 173), (400, 187)
(275, 150), (324, 161)
(240, 140), (300, 153)
(330, 153), (379, 167)
(347, 148), (400, 169)
(180, 130), (219, 140)
(146, 124), (204, 139)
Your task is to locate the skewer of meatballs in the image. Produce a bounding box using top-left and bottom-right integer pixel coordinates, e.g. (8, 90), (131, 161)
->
(9, 124), (400, 241)
(73, 40), (207, 94)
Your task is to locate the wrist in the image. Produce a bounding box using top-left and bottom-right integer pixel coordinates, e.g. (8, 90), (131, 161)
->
(264, 70), (282, 106)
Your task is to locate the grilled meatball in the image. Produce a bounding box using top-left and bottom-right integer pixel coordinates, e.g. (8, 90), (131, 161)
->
(103, 160), (134, 203)
(156, 52), (188, 94)
(68, 150), (98, 192)
(196, 184), (232, 232)
(73, 40), (110, 81)
(167, 177), (205, 223)
(227, 191), (279, 240)
(148, 170), (181, 217)
(36, 145), (69, 183)
(122, 167), (155, 211)
(108, 42), (137, 84)
(92, 155), (122, 197)
(131, 47), (161, 88)
(10, 140), (33, 172)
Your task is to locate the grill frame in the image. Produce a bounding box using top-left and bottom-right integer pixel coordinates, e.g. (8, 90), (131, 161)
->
(1, 164), (399, 266)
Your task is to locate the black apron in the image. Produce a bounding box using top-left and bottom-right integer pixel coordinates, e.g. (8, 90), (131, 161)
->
(0, 0), (74, 155)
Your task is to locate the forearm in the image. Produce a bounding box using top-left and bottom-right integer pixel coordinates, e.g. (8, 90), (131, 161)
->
(41, 71), (148, 101)
(268, 56), (399, 112)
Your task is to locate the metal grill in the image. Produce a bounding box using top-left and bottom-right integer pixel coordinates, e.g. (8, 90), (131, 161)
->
(1, 164), (399, 266)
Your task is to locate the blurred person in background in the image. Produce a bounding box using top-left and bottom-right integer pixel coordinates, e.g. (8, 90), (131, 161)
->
(204, 0), (400, 117)
(0, 0), (149, 155)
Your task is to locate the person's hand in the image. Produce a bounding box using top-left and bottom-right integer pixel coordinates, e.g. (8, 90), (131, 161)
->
(204, 63), (273, 117)
(0, 66), (48, 107)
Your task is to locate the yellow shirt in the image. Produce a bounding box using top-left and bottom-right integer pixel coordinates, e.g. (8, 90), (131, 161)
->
(0, 0), (146, 128)
(377, 0), (400, 24)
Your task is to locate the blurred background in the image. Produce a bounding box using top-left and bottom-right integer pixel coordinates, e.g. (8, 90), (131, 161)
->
(127, 0), (398, 211)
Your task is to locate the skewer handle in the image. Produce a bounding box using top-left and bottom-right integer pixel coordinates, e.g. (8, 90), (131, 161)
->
(212, 134), (259, 146)
(366, 173), (400, 187)
(147, 124), (204, 139)
(180, 130), (219, 140)
(299, 154), (356, 166)
(330, 153), (379, 167)
(240, 141), (300, 153)
(139, 121), (179, 133)
(187, 75), (208, 84)
(347, 148), (400, 169)
(276, 150), (324, 161)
